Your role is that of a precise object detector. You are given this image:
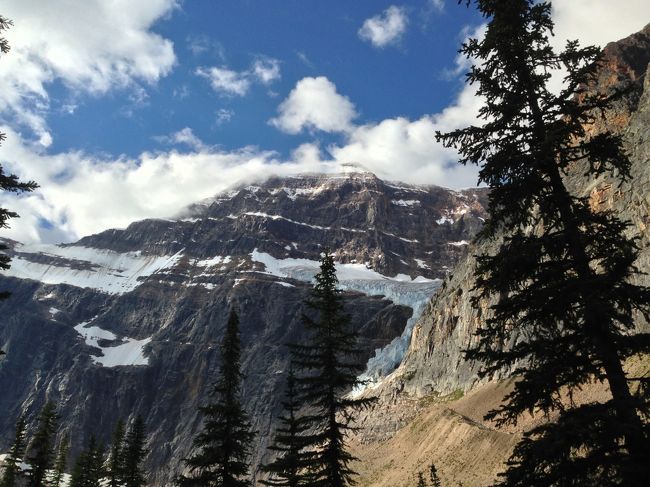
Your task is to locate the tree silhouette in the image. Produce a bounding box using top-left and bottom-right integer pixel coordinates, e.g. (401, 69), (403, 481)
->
(178, 309), (255, 486)
(290, 251), (375, 487)
(437, 1), (650, 484)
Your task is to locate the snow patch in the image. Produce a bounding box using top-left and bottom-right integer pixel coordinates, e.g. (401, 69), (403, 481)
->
(3, 244), (184, 295)
(391, 199), (420, 207)
(449, 240), (469, 247)
(74, 318), (152, 367)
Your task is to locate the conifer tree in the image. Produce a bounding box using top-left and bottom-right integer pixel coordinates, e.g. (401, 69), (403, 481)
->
(261, 367), (309, 487)
(177, 309), (255, 486)
(122, 417), (147, 487)
(107, 419), (125, 487)
(26, 402), (59, 487)
(50, 433), (70, 487)
(290, 251), (374, 487)
(69, 435), (105, 487)
(0, 14), (38, 301)
(437, 1), (650, 484)
(1, 415), (27, 487)
(416, 472), (427, 487)
(429, 464), (441, 487)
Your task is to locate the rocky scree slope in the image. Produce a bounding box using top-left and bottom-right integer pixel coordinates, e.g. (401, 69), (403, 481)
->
(0, 169), (487, 484)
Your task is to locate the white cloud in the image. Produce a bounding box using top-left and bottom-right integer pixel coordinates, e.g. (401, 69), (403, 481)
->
(0, 0), (178, 146)
(359, 6), (408, 48)
(153, 127), (206, 151)
(215, 108), (235, 125)
(429, 0), (444, 12)
(252, 58), (281, 84)
(270, 77), (358, 134)
(197, 57), (282, 96)
(551, 0), (650, 49)
(196, 66), (251, 97)
(327, 84), (482, 188)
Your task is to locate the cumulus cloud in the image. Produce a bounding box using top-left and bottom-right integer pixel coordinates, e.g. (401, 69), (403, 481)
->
(359, 6), (408, 48)
(153, 127), (207, 151)
(551, 0), (650, 49)
(0, 0), (178, 146)
(252, 58), (281, 84)
(196, 66), (251, 96)
(197, 57), (281, 96)
(269, 77), (358, 134)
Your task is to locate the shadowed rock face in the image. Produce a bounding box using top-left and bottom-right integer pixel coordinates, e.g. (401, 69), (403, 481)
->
(373, 23), (650, 415)
(0, 169), (487, 485)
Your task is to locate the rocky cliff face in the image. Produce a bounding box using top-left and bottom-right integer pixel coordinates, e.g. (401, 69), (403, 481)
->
(0, 168), (487, 484)
(367, 22), (650, 424)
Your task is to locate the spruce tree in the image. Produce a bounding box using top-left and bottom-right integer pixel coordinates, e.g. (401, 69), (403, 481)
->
(0, 14), (38, 301)
(437, 1), (650, 485)
(50, 433), (70, 487)
(290, 251), (375, 487)
(69, 436), (105, 487)
(121, 417), (147, 487)
(261, 367), (309, 487)
(416, 472), (427, 487)
(429, 464), (441, 487)
(177, 309), (255, 486)
(107, 419), (126, 487)
(1, 415), (27, 487)
(26, 402), (59, 487)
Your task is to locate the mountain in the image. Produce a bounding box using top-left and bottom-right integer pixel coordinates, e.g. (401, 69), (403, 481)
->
(349, 23), (650, 487)
(0, 167), (487, 484)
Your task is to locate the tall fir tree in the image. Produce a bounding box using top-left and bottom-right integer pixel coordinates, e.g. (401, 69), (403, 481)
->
(1, 415), (27, 487)
(26, 402), (59, 487)
(0, 14), (38, 301)
(177, 309), (255, 487)
(437, 1), (650, 485)
(416, 472), (427, 487)
(121, 417), (147, 487)
(69, 435), (105, 487)
(290, 251), (374, 487)
(107, 419), (126, 487)
(261, 366), (309, 487)
(50, 433), (70, 487)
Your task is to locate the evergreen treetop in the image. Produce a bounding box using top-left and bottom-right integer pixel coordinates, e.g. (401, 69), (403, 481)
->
(437, 0), (650, 484)
(50, 433), (70, 487)
(178, 308), (255, 487)
(107, 419), (126, 487)
(261, 366), (309, 487)
(290, 251), (375, 487)
(26, 402), (59, 487)
(122, 416), (148, 487)
(1, 415), (27, 487)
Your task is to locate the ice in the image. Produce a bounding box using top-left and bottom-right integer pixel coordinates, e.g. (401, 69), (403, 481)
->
(3, 244), (184, 295)
(436, 215), (454, 225)
(49, 307), (60, 316)
(414, 258), (430, 269)
(449, 240), (469, 246)
(250, 250), (441, 387)
(74, 318), (152, 367)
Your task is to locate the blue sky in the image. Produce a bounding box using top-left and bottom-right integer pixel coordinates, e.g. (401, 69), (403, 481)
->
(1, 0), (649, 244)
(45, 1), (478, 158)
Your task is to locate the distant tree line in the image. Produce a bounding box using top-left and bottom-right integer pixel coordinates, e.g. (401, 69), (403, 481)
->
(0, 404), (148, 487)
